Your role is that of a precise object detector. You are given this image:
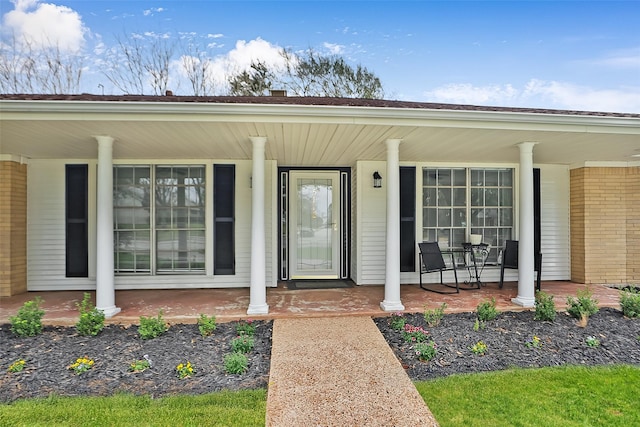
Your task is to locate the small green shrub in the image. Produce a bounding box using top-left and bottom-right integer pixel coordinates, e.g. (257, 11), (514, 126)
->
(525, 335), (542, 349)
(620, 288), (640, 318)
(7, 359), (26, 373)
(75, 293), (105, 336)
(10, 297), (45, 337)
(476, 298), (499, 322)
(197, 314), (217, 337)
(470, 340), (488, 355)
(566, 288), (599, 320)
(402, 324), (430, 343)
(389, 312), (406, 330)
(129, 358), (151, 373)
(224, 352), (248, 374)
(68, 356), (94, 375)
(534, 290), (556, 321)
(138, 310), (168, 340)
(585, 336), (601, 348)
(235, 319), (256, 336)
(424, 303), (447, 327)
(231, 335), (255, 353)
(414, 341), (438, 362)
(175, 361), (195, 379)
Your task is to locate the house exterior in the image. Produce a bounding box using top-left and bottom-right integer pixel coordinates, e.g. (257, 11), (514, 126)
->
(1, 94), (639, 316)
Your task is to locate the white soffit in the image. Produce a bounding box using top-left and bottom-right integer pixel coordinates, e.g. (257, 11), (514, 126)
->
(1, 99), (639, 165)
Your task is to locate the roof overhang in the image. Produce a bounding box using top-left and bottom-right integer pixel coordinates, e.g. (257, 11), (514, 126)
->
(2, 98), (639, 166)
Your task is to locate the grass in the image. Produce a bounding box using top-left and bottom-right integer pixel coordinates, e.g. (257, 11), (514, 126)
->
(2, 366), (638, 426)
(416, 365), (640, 427)
(0, 389), (266, 427)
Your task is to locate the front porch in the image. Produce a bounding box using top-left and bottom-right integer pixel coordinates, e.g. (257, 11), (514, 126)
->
(0, 281), (623, 326)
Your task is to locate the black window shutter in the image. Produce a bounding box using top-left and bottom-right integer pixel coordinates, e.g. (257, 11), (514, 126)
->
(400, 167), (416, 272)
(534, 168), (541, 256)
(65, 165), (88, 277)
(214, 164), (235, 275)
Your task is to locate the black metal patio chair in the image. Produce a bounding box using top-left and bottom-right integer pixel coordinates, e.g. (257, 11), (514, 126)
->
(418, 242), (459, 294)
(498, 240), (542, 291)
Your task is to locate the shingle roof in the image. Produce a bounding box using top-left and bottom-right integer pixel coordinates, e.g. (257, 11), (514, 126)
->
(1, 93), (638, 118)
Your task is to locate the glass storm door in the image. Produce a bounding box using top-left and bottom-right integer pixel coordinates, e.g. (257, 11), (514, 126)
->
(289, 171), (340, 279)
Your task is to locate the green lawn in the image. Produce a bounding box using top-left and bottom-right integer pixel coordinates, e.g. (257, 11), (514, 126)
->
(2, 366), (638, 426)
(416, 365), (640, 427)
(0, 389), (266, 427)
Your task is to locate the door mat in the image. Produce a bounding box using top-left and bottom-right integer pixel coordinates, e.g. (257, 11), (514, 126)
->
(287, 280), (354, 290)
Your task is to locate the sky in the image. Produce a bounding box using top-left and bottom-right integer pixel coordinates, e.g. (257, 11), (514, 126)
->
(1, 0), (639, 112)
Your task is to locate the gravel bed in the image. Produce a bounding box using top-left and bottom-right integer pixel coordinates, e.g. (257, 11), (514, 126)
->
(1, 308), (639, 403)
(0, 320), (272, 403)
(375, 307), (640, 380)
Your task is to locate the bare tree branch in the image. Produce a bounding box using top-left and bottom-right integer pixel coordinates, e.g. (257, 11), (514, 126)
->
(102, 35), (146, 94)
(145, 37), (175, 95)
(181, 43), (219, 96)
(0, 35), (83, 94)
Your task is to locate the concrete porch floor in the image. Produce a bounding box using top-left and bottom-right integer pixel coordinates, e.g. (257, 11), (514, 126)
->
(0, 281), (623, 326)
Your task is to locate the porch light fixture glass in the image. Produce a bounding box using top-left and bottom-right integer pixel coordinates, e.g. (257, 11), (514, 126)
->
(373, 171), (382, 188)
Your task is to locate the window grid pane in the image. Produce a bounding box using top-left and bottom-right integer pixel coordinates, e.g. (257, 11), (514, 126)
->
(114, 166), (151, 273)
(469, 168), (513, 263)
(114, 165), (206, 275)
(422, 168), (466, 248)
(155, 165), (206, 273)
(422, 167), (513, 264)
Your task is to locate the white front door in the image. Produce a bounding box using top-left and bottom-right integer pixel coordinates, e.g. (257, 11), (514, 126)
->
(289, 171), (340, 279)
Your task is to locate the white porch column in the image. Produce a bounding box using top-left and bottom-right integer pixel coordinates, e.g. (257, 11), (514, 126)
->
(247, 136), (269, 315)
(381, 138), (405, 312)
(94, 136), (120, 318)
(512, 141), (538, 307)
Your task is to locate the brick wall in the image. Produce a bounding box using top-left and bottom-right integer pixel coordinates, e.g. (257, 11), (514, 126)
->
(0, 160), (28, 297)
(570, 166), (639, 284)
(569, 169), (586, 283)
(628, 167), (640, 283)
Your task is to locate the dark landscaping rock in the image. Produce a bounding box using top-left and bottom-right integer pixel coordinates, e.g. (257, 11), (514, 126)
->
(1, 308), (638, 403)
(0, 320), (272, 402)
(375, 308), (640, 380)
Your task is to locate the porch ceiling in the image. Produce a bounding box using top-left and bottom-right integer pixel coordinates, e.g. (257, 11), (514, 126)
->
(2, 99), (639, 166)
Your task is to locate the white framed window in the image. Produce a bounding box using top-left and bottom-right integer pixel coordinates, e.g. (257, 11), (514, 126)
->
(113, 165), (206, 274)
(422, 167), (514, 263)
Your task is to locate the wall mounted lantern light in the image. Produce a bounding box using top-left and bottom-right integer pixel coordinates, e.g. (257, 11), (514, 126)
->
(373, 171), (382, 188)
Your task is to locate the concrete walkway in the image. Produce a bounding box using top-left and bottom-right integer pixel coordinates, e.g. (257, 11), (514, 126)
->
(266, 316), (438, 426)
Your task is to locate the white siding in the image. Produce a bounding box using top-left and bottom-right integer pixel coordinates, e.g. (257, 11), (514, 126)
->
(27, 160), (96, 290)
(488, 164), (571, 283)
(27, 159), (276, 291)
(537, 164), (571, 280)
(355, 161), (387, 284)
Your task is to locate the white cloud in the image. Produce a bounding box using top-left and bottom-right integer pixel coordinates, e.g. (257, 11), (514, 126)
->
(425, 83), (519, 105)
(143, 7), (165, 17)
(523, 79), (640, 113)
(323, 42), (344, 55)
(223, 38), (286, 74)
(423, 79), (640, 113)
(591, 47), (640, 70)
(142, 31), (171, 40)
(171, 37), (286, 93)
(2, 0), (86, 52)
